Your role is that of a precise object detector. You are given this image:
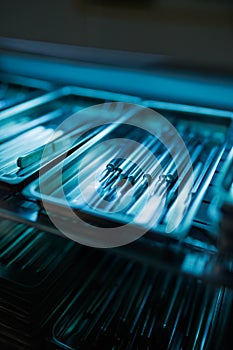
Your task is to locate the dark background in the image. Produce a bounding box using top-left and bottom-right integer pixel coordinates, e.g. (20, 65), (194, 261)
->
(0, 0), (233, 71)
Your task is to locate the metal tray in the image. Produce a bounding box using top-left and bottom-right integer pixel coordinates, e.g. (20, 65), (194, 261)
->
(0, 219), (79, 291)
(0, 86), (140, 188)
(216, 147), (233, 210)
(25, 101), (232, 242)
(51, 255), (232, 350)
(0, 73), (52, 111)
(0, 219), (88, 349)
(210, 148), (233, 253)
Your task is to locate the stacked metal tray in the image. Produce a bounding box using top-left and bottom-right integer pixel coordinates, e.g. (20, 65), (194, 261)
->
(0, 73), (232, 350)
(0, 80), (232, 287)
(1, 219), (231, 350)
(49, 253), (233, 350)
(0, 219), (91, 350)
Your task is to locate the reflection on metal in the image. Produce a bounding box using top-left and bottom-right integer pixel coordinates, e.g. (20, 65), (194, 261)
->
(0, 75), (232, 285)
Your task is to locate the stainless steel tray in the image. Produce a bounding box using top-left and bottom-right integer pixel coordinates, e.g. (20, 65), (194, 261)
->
(0, 73), (52, 111)
(25, 101), (232, 242)
(211, 148), (233, 253)
(0, 86), (140, 188)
